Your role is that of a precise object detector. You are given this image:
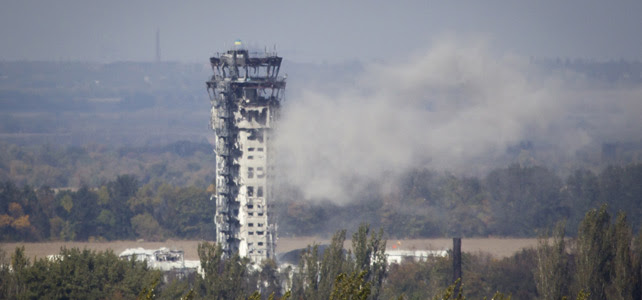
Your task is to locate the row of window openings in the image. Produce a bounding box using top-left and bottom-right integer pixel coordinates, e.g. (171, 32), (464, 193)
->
(246, 147), (265, 160)
(218, 208), (264, 217)
(246, 186), (264, 197)
(247, 204), (273, 209)
(247, 223), (264, 227)
(247, 167), (265, 179)
(248, 242), (265, 247)
(248, 231), (264, 235)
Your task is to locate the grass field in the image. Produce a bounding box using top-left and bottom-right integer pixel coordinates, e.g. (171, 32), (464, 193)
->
(1, 237), (539, 261)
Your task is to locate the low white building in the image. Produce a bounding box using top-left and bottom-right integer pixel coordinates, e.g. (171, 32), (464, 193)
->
(385, 249), (448, 264)
(119, 247), (201, 277)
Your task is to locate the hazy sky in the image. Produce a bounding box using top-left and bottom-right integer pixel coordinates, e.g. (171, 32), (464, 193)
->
(1, 0), (641, 63)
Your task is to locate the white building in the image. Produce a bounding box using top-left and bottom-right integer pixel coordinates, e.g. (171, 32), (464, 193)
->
(385, 249), (448, 264)
(118, 247), (201, 276)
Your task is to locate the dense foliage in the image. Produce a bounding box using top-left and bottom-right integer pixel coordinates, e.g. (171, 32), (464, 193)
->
(277, 163), (642, 238)
(0, 175), (215, 242)
(378, 206), (642, 299)
(4, 211), (639, 299)
(0, 246), (160, 299)
(0, 141), (215, 188)
(2, 162), (642, 242)
(290, 224), (387, 300)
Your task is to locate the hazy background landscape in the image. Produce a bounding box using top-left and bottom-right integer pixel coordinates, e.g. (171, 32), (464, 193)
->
(1, 0), (642, 240)
(2, 1), (642, 299)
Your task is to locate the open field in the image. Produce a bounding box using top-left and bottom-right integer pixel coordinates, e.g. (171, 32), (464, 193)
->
(277, 237), (540, 258)
(1, 237), (539, 261)
(0, 240), (206, 261)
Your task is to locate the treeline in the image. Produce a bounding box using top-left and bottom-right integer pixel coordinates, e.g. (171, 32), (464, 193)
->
(2, 163), (642, 241)
(3, 214), (639, 300)
(382, 205), (642, 300)
(0, 247), (160, 299)
(0, 175), (215, 241)
(0, 224), (385, 299)
(0, 141), (215, 188)
(277, 163), (642, 238)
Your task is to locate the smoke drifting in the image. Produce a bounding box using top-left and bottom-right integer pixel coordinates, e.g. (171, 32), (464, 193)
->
(274, 39), (642, 202)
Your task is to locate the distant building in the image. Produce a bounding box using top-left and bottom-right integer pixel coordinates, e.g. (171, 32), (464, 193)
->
(206, 42), (285, 263)
(385, 249), (448, 264)
(119, 247), (201, 281)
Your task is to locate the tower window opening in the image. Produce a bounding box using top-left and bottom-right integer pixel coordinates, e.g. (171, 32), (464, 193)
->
(247, 186), (254, 196)
(257, 186), (264, 197)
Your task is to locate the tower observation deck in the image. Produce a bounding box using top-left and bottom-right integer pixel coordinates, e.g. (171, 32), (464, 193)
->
(206, 45), (285, 263)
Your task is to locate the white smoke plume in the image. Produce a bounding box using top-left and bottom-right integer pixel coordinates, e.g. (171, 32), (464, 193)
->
(274, 38), (642, 203)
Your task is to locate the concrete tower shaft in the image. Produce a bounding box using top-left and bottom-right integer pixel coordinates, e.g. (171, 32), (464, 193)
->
(206, 47), (285, 262)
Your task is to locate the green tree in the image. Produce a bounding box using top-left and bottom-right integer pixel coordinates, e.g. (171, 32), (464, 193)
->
(330, 271), (371, 300)
(258, 259), (283, 298)
(291, 230), (350, 300)
(382, 258), (445, 300)
(292, 224), (387, 300)
(352, 223), (387, 299)
(10, 246), (29, 297)
(632, 228), (642, 300)
(156, 184), (215, 239)
(105, 174), (139, 239)
(485, 164), (565, 236)
(318, 229), (351, 300)
(131, 213), (165, 241)
(0, 249), (11, 298)
(196, 242), (256, 299)
(2, 246), (159, 299)
(69, 186), (99, 240)
(574, 205), (613, 300)
(535, 221), (569, 300)
(291, 244), (320, 299)
(439, 175), (488, 237)
(611, 212), (633, 300)
(563, 169), (599, 233)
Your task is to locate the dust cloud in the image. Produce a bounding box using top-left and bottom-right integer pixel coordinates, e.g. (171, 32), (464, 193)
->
(273, 38), (642, 203)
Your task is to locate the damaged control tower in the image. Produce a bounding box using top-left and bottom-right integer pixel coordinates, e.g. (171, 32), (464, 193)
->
(206, 42), (285, 263)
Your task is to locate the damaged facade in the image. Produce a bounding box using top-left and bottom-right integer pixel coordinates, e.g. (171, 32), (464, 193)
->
(119, 247), (201, 281)
(207, 44), (285, 263)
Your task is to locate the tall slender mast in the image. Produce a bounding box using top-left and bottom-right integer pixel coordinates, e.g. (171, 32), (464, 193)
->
(155, 29), (161, 63)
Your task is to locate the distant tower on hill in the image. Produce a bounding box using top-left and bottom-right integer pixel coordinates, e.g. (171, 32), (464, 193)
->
(156, 29), (161, 63)
(206, 41), (285, 263)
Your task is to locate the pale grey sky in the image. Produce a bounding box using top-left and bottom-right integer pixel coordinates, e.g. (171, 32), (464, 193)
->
(1, 0), (641, 63)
